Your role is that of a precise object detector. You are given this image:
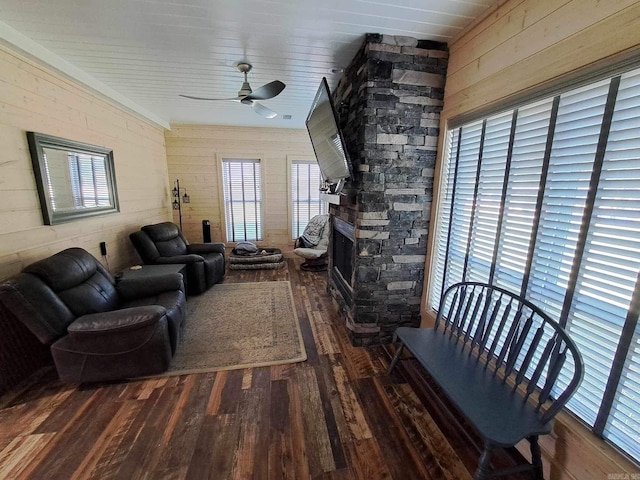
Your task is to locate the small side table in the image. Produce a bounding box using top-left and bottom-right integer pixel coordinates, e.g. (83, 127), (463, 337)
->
(118, 264), (188, 296)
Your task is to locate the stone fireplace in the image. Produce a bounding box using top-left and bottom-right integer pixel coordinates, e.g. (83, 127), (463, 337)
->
(327, 34), (448, 346)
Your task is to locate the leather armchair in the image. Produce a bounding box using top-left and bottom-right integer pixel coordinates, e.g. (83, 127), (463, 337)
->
(0, 248), (186, 383)
(130, 222), (225, 295)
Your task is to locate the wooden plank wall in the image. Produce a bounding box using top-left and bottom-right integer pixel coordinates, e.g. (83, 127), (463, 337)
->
(423, 0), (640, 478)
(0, 44), (171, 282)
(165, 125), (315, 248)
(443, 0), (640, 120)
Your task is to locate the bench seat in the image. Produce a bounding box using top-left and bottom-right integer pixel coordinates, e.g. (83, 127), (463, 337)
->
(389, 282), (583, 480)
(397, 326), (551, 447)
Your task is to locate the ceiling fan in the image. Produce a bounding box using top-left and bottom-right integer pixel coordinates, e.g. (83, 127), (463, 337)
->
(179, 62), (285, 119)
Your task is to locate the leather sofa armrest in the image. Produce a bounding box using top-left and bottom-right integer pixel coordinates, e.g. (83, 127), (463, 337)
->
(187, 243), (226, 255)
(155, 254), (204, 264)
(116, 273), (185, 300)
(68, 306), (165, 337)
(61, 307), (169, 358)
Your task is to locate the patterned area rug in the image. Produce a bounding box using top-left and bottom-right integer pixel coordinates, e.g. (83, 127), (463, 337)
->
(167, 281), (307, 375)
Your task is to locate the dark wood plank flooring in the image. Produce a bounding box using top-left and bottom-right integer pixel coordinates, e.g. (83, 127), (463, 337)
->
(0, 257), (527, 479)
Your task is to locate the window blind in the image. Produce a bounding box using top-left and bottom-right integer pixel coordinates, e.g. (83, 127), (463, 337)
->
(429, 128), (457, 310)
(609, 314), (640, 458)
(291, 161), (326, 239)
(42, 153), (56, 209)
(431, 65), (640, 461)
(445, 121), (483, 292)
(591, 69), (640, 452)
(525, 82), (612, 423)
(68, 154), (110, 208)
(221, 159), (262, 242)
(466, 112), (511, 284)
(493, 99), (552, 292)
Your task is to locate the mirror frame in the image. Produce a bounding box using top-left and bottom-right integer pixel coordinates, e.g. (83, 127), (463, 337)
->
(27, 132), (120, 225)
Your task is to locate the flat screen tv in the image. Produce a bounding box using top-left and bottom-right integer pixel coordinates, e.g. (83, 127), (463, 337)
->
(305, 78), (351, 194)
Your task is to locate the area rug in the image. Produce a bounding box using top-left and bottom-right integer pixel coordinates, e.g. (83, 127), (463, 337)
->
(166, 281), (307, 375)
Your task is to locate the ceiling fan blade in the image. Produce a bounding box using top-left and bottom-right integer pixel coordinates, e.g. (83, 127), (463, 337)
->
(245, 80), (286, 101)
(242, 99), (278, 118)
(179, 94), (241, 101)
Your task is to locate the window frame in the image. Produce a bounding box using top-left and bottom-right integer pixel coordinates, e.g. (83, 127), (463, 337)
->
(427, 54), (640, 314)
(218, 156), (265, 243)
(425, 62), (640, 463)
(287, 155), (327, 241)
(26, 132), (119, 225)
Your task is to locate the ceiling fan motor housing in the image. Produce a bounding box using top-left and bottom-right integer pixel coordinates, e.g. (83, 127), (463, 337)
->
(238, 81), (253, 97)
(237, 63), (253, 97)
(236, 62), (252, 74)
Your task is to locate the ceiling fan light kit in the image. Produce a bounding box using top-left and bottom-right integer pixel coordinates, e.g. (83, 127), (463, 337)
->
(179, 62), (285, 118)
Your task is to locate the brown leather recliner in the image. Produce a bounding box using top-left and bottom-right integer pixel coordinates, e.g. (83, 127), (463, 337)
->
(0, 248), (186, 383)
(130, 222), (225, 295)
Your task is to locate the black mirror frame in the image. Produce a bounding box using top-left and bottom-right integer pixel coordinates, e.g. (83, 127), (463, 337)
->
(27, 132), (120, 225)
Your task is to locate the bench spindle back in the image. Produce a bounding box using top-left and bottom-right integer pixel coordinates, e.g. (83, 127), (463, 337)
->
(435, 282), (584, 423)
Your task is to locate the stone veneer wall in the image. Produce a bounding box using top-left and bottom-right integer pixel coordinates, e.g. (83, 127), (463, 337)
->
(329, 33), (448, 346)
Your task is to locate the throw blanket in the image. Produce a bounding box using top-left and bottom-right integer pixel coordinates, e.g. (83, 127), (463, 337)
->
(300, 214), (328, 247)
(232, 241), (259, 256)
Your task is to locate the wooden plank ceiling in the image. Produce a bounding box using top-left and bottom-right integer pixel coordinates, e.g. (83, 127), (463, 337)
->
(0, 0), (494, 128)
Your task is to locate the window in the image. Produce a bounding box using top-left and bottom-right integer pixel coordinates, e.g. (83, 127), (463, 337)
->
(27, 132), (119, 225)
(221, 159), (262, 242)
(291, 160), (326, 239)
(431, 66), (640, 461)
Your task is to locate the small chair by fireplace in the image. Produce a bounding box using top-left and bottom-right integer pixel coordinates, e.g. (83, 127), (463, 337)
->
(293, 214), (330, 271)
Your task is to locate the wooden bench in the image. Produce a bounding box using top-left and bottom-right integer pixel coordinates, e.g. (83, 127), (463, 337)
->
(388, 282), (584, 480)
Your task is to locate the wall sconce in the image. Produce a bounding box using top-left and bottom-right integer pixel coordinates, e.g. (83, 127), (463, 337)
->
(172, 179), (190, 230)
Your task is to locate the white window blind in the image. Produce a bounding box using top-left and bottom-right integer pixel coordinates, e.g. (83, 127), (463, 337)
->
(611, 321), (640, 458)
(466, 112), (511, 284)
(494, 100), (552, 292)
(291, 161), (326, 239)
(591, 69), (640, 452)
(527, 81), (611, 423)
(429, 128), (456, 310)
(431, 65), (640, 462)
(43, 153), (56, 210)
(221, 159), (262, 242)
(68, 154), (110, 208)
(528, 81), (609, 329)
(444, 121), (483, 293)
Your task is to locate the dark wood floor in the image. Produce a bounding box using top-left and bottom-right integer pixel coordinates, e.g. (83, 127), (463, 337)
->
(0, 257), (526, 479)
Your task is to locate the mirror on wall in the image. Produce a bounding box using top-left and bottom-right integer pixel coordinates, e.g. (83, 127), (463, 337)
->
(27, 132), (120, 225)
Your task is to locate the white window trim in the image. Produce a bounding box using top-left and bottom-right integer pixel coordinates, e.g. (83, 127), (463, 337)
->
(287, 155), (326, 243)
(217, 154), (265, 244)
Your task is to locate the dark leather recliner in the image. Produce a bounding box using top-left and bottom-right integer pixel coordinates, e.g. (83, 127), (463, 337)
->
(130, 222), (225, 295)
(0, 248), (186, 383)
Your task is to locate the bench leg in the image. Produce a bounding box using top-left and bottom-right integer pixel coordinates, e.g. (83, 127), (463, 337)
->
(529, 435), (544, 480)
(474, 443), (493, 480)
(387, 343), (404, 374)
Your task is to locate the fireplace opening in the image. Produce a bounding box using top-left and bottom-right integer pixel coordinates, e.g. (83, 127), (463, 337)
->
(331, 216), (355, 303)
(333, 228), (353, 287)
